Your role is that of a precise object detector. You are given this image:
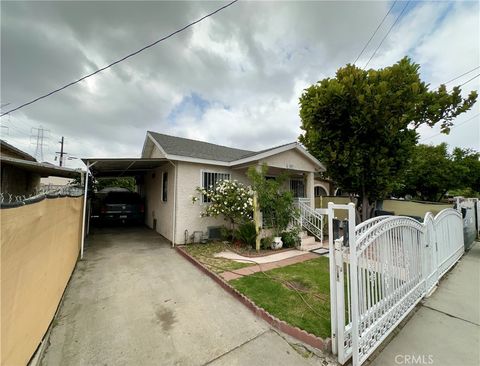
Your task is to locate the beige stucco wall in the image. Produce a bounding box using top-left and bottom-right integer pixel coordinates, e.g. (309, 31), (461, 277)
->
(1, 197), (83, 366)
(144, 163), (175, 241)
(174, 162), (250, 244)
(259, 149), (318, 172)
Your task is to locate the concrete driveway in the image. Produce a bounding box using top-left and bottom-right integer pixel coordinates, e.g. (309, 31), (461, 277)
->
(40, 226), (334, 366)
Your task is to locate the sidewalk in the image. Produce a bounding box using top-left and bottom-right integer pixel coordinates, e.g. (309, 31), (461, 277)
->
(370, 242), (480, 366)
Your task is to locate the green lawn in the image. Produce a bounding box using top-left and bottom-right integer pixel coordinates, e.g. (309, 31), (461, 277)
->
(181, 242), (254, 274)
(230, 257), (331, 339)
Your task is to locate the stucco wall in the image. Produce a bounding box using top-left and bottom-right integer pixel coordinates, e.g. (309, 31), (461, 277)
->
(174, 162), (250, 244)
(1, 197), (83, 366)
(260, 149), (318, 172)
(144, 163), (175, 241)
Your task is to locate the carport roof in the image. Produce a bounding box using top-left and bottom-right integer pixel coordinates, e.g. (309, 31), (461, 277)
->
(81, 158), (168, 177)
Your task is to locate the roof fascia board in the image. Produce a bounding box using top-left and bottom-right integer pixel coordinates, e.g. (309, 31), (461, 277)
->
(166, 154), (230, 167)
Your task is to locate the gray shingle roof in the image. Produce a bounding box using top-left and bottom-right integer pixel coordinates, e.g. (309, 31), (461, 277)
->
(148, 132), (256, 162)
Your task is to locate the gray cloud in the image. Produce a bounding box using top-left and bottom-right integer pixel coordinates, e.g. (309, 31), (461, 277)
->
(1, 1), (478, 168)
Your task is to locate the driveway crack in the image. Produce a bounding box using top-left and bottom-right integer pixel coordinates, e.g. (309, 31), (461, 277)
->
(201, 329), (270, 365)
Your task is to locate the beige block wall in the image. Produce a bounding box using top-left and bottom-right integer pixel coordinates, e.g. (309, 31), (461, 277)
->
(144, 163), (175, 241)
(382, 199), (453, 218)
(174, 162), (250, 244)
(1, 197), (83, 366)
(260, 149), (318, 172)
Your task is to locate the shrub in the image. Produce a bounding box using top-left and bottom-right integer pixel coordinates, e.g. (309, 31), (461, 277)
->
(247, 164), (296, 236)
(281, 228), (300, 248)
(193, 180), (254, 231)
(220, 226), (233, 241)
(235, 221), (257, 247)
(260, 236), (273, 250)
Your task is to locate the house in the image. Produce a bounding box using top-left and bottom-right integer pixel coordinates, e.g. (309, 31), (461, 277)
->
(0, 140), (81, 195)
(139, 131), (326, 245)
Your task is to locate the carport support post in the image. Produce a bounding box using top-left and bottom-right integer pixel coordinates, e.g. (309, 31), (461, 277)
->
(80, 161), (93, 259)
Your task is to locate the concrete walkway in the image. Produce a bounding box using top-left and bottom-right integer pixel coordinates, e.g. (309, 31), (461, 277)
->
(370, 242), (480, 366)
(40, 226), (336, 366)
(214, 249), (309, 264)
(220, 252), (319, 281)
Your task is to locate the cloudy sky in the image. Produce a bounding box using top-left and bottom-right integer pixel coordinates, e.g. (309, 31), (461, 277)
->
(1, 0), (479, 169)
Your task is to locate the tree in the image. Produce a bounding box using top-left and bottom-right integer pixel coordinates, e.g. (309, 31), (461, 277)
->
(247, 164), (295, 236)
(451, 147), (480, 195)
(299, 57), (477, 220)
(394, 143), (456, 201)
(394, 144), (480, 201)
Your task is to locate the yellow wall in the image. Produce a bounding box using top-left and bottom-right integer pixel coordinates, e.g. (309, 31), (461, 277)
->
(382, 199), (453, 218)
(1, 197), (83, 366)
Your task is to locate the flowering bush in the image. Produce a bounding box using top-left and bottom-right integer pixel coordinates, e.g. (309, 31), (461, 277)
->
(192, 180), (254, 229)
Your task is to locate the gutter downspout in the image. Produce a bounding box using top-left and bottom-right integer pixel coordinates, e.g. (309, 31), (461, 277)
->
(167, 160), (177, 248)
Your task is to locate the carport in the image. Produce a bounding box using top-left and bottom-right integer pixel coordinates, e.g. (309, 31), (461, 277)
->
(80, 158), (171, 258)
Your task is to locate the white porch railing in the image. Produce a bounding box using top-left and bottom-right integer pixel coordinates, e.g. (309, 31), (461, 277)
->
(294, 198), (324, 242)
(328, 203), (464, 366)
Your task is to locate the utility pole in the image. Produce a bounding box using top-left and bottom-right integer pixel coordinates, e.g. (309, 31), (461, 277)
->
(56, 136), (66, 167)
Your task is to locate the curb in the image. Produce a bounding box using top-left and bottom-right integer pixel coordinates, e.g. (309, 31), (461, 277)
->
(175, 246), (331, 352)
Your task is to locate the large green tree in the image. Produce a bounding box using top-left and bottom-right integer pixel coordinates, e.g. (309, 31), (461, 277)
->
(299, 57), (477, 220)
(394, 143), (456, 201)
(395, 144), (480, 201)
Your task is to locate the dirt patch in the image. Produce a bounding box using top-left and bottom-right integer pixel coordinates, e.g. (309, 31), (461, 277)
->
(283, 280), (310, 292)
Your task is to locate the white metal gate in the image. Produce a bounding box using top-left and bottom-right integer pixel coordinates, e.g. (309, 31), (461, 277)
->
(329, 203), (464, 366)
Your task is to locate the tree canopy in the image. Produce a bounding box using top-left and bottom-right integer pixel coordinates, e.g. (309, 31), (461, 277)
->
(394, 143), (480, 201)
(299, 57), (477, 220)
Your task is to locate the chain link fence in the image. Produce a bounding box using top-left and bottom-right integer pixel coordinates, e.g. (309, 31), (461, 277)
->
(0, 186), (84, 209)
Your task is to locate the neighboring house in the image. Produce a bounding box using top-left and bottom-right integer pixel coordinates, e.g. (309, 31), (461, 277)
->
(140, 131), (326, 245)
(0, 140), (81, 195)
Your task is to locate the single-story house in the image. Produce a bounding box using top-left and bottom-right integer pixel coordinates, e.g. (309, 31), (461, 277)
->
(139, 131), (326, 245)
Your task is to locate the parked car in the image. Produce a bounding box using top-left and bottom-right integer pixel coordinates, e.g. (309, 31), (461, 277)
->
(92, 188), (144, 224)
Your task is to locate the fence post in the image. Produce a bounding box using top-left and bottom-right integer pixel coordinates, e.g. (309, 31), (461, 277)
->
(347, 202), (359, 366)
(328, 202), (338, 355)
(334, 238), (345, 360)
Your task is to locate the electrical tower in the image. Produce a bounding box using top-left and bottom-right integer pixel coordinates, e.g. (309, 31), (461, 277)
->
(30, 126), (49, 162)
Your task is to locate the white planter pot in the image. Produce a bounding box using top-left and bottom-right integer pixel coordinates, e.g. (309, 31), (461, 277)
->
(271, 236), (283, 250)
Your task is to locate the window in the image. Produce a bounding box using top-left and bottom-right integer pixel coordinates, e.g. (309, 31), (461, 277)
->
(314, 186), (327, 197)
(202, 171), (230, 202)
(290, 178), (305, 198)
(162, 172), (168, 202)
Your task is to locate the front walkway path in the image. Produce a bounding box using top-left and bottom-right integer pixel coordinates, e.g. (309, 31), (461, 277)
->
(40, 226), (335, 366)
(370, 242), (480, 366)
(220, 252), (319, 281)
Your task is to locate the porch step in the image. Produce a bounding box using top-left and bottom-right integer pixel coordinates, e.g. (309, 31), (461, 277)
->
(299, 235), (324, 252)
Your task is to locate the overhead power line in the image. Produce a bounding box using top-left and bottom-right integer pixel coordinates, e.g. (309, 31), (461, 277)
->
(353, 0), (397, 65)
(420, 112), (480, 142)
(443, 66), (480, 85)
(0, 0), (239, 117)
(363, 1), (410, 69)
(457, 73), (480, 88)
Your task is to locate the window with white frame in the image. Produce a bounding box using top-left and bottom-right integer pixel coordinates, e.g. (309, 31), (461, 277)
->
(202, 171), (231, 202)
(290, 178), (305, 198)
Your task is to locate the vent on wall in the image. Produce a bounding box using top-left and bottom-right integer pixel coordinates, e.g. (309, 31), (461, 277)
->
(207, 226), (222, 240)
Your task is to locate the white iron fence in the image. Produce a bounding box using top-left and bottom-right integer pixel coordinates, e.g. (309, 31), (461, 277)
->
(328, 203), (464, 366)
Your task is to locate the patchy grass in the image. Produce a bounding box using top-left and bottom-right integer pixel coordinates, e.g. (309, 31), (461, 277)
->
(181, 242), (254, 274)
(230, 257), (331, 339)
